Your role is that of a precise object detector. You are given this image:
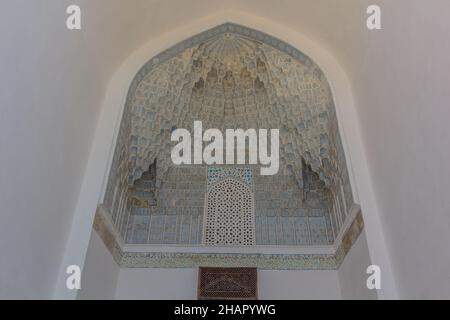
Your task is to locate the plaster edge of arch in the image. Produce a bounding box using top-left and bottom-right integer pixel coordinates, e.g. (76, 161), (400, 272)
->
(54, 10), (398, 299)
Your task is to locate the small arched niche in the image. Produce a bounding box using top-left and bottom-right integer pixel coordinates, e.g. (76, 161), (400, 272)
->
(204, 177), (255, 246)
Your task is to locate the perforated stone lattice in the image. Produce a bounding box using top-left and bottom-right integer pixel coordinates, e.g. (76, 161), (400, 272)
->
(204, 178), (255, 246)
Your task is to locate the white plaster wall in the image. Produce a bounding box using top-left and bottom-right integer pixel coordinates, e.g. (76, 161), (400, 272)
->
(115, 268), (341, 300)
(338, 232), (377, 300)
(0, 0), (159, 299)
(77, 231), (119, 300)
(115, 268), (198, 300)
(258, 270), (341, 300)
(344, 0), (450, 299)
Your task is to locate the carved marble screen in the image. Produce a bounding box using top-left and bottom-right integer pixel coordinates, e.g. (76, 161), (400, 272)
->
(204, 176), (255, 246)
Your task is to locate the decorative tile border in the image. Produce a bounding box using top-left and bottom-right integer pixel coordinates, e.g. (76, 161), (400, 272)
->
(93, 205), (364, 270)
(334, 209), (365, 266)
(120, 252), (337, 270)
(207, 167), (253, 189)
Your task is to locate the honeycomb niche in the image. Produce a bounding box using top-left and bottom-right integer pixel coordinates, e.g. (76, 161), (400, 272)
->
(100, 24), (359, 264)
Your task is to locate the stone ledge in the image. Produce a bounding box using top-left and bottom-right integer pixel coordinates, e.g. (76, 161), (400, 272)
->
(93, 204), (364, 270)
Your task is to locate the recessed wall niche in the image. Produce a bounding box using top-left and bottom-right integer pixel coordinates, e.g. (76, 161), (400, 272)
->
(96, 23), (362, 270)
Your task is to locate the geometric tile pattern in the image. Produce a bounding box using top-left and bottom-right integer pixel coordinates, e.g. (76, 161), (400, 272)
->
(207, 167), (253, 189)
(93, 205), (365, 270)
(119, 165), (334, 246)
(255, 215), (330, 246)
(126, 208), (202, 245)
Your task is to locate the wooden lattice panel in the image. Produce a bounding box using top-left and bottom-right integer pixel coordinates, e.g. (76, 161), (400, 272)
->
(198, 267), (258, 300)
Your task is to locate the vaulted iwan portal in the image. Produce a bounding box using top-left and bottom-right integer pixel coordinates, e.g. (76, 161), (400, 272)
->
(96, 23), (363, 270)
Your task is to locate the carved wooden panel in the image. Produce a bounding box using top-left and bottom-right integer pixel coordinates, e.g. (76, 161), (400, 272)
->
(198, 267), (258, 300)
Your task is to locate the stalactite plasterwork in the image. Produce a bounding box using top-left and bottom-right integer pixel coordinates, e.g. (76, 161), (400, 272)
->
(103, 23), (355, 245)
